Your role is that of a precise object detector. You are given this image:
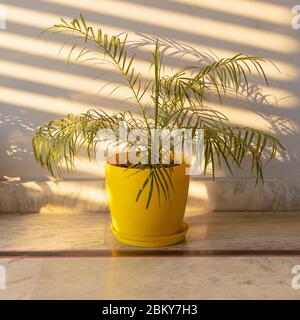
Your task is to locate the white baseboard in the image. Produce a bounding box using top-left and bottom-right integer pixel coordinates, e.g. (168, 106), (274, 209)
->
(0, 178), (299, 213)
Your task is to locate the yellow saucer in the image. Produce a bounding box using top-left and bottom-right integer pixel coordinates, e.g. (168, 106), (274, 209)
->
(110, 223), (188, 247)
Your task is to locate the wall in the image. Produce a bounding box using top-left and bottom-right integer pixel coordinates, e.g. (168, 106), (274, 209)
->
(0, 0), (300, 211)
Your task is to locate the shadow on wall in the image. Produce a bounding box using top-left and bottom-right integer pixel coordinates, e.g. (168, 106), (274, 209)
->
(0, 0), (299, 181)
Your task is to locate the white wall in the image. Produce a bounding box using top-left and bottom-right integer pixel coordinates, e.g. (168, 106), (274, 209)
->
(0, 0), (300, 181)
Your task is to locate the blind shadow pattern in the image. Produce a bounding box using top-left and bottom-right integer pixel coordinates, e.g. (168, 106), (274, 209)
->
(0, 0), (299, 181)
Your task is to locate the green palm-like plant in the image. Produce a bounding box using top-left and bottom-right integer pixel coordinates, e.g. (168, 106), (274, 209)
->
(32, 15), (284, 208)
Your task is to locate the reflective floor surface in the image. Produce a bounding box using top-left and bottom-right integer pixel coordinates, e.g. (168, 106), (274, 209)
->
(0, 211), (299, 299)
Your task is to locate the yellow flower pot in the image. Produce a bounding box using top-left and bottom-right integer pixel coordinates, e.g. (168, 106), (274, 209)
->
(105, 163), (190, 247)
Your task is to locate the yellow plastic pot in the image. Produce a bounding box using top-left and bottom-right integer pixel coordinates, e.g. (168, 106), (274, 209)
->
(105, 163), (190, 247)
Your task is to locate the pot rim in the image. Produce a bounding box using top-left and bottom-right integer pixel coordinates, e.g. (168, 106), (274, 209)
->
(105, 162), (188, 171)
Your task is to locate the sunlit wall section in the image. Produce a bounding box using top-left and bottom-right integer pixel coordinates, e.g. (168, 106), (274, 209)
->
(0, 0), (299, 180)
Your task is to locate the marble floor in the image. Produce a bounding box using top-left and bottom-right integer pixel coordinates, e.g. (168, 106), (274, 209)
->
(0, 211), (299, 299)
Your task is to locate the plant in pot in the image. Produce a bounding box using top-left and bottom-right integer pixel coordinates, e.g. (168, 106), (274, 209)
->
(32, 15), (284, 247)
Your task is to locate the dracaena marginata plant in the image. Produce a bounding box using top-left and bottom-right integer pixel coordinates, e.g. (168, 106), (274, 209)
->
(32, 15), (284, 208)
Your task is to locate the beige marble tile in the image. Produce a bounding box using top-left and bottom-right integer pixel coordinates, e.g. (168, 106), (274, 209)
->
(0, 213), (107, 250)
(0, 212), (299, 300)
(104, 211), (300, 250)
(28, 257), (300, 300)
(0, 258), (44, 300)
(1, 211), (299, 251)
(181, 212), (300, 249)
